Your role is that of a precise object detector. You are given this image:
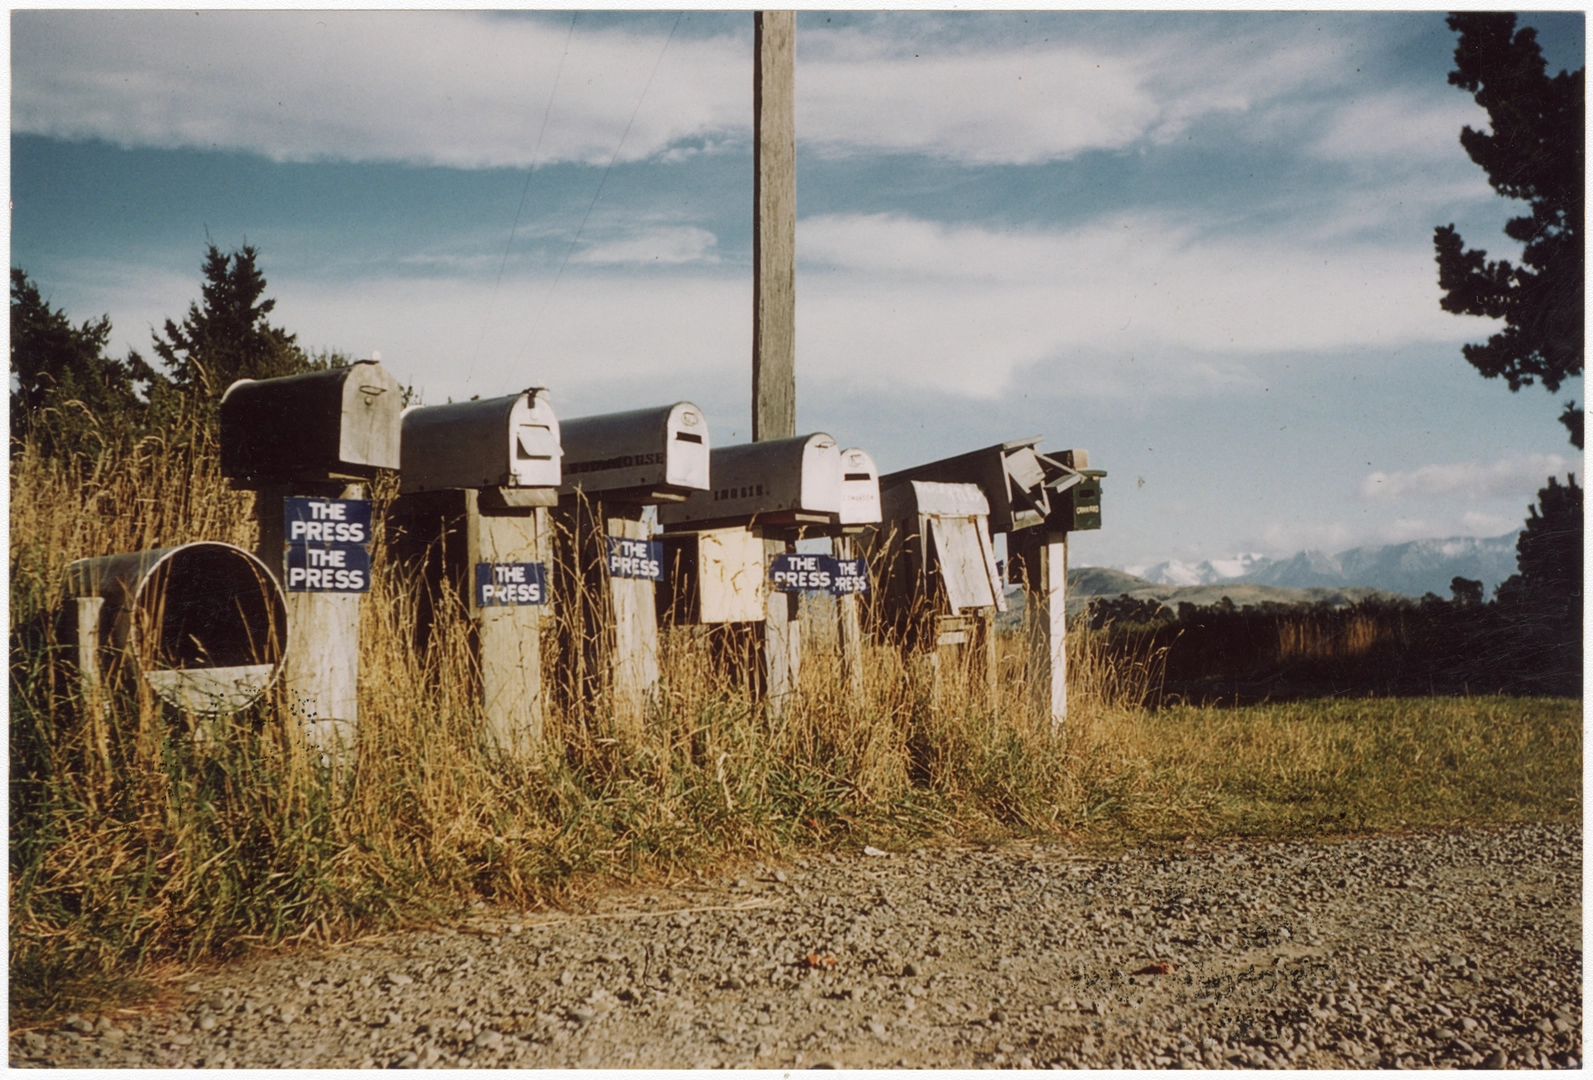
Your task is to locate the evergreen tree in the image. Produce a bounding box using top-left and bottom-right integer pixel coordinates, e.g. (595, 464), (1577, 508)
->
(9, 268), (167, 456)
(1433, 13), (1585, 448)
(151, 244), (321, 401)
(1493, 473), (1582, 624)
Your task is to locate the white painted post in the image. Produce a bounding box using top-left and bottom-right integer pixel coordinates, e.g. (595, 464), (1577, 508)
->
(256, 482), (364, 764)
(469, 495), (550, 756)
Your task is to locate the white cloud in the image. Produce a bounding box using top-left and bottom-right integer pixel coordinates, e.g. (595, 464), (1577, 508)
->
(575, 226), (719, 266)
(14, 11), (1412, 170)
(1260, 520), (1354, 554)
(1310, 90), (1488, 164)
(796, 211), (1483, 398)
(13, 11), (750, 168)
(1359, 453), (1577, 501)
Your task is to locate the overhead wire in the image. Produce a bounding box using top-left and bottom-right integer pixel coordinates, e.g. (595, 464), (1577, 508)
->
(465, 11), (579, 385)
(513, 10), (685, 365)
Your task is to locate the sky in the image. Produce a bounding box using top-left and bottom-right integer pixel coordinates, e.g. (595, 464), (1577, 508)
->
(9, 8), (1586, 571)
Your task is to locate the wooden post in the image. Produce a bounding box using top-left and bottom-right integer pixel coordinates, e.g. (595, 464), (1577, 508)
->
(1014, 530), (1068, 727)
(753, 10), (796, 444)
(606, 509), (659, 741)
(470, 495), (550, 756)
(257, 482), (362, 764)
(754, 11), (799, 712)
(74, 596), (103, 699)
(834, 534), (865, 710)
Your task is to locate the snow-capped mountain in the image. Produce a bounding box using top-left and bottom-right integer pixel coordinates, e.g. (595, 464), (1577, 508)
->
(1119, 533), (1520, 598)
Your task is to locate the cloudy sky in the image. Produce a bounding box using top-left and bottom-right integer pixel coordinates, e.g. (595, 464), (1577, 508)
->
(10, 9), (1584, 570)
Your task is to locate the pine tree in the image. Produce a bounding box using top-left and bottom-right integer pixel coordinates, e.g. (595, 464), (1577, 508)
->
(1433, 13), (1585, 448)
(151, 244), (320, 401)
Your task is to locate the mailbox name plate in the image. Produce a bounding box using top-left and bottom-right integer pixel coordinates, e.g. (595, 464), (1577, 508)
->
(286, 544), (372, 592)
(475, 562), (548, 607)
(607, 537), (663, 580)
(769, 554), (870, 595)
(285, 497), (372, 546)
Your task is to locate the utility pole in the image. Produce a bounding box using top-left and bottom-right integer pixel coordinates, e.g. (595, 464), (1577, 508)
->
(752, 11), (799, 712)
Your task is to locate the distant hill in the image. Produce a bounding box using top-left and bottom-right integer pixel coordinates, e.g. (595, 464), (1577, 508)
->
(1033, 573), (1399, 624)
(1116, 532), (1520, 599)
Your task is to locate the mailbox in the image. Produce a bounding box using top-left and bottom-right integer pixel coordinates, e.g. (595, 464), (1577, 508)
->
(837, 447), (882, 527)
(220, 361), (403, 486)
(557, 402), (710, 504)
(399, 388), (561, 504)
(68, 542), (288, 713)
(878, 437), (1052, 536)
(658, 433), (842, 532)
(878, 481), (1005, 614)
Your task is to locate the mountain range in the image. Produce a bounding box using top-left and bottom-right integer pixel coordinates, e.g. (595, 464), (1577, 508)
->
(1114, 532), (1521, 599)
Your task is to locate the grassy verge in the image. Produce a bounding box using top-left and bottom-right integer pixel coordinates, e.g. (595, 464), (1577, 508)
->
(9, 427), (1584, 1021)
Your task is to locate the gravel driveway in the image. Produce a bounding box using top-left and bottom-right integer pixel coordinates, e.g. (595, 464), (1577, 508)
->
(12, 821), (1581, 1069)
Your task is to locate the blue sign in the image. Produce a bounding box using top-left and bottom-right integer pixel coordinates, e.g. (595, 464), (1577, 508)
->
(284, 497), (372, 546)
(770, 554), (871, 596)
(286, 544), (372, 592)
(475, 562), (548, 607)
(830, 557), (870, 595)
(607, 537), (663, 581)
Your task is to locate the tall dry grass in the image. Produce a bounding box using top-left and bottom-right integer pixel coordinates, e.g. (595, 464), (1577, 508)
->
(9, 421), (1581, 1018)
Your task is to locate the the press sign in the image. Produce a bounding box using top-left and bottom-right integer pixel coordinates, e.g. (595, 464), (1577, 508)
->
(284, 497), (373, 593)
(830, 557), (870, 595)
(286, 544), (371, 592)
(284, 497), (372, 545)
(475, 562), (547, 607)
(607, 537), (663, 581)
(769, 554), (869, 596)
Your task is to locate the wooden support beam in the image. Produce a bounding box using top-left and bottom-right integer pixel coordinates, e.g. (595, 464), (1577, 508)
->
(605, 510), (659, 742)
(754, 11), (799, 712)
(753, 10), (796, 444)
(1013, 530), (1068, 727)
(256, 482), (363, 764)
(470, 496), (549, 757)
(834, 534), (865, 711)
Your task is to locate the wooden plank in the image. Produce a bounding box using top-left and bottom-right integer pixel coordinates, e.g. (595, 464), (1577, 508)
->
(606, 512), (659, 741)
(1014, 530), (1068, 728)
(256, 481), (362, 763)
(834, 534), (864, 710)
(75, 596), (103, 695)
(752, 10), (796, 444)
(761, 536), (800, 715)
(470, 494), (548, 757)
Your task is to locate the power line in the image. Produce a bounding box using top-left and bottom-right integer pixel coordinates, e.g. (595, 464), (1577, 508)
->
(514, 11), (684, 365)
(466, 11), (579, 385)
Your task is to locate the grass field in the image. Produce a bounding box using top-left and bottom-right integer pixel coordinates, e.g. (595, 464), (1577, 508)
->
(9, 424), (1584, 1019)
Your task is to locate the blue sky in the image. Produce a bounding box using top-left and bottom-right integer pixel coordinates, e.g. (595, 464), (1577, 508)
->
(9, 9), (1585, 570)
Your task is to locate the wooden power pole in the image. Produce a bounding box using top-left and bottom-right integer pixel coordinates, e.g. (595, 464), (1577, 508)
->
(753, 11), (799, 713)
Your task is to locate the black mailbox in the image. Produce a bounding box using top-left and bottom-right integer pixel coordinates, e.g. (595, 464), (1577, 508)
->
(220, 361), (403, 487)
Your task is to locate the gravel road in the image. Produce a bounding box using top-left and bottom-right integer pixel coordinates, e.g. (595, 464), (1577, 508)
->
(12, 821), (1581, 1070)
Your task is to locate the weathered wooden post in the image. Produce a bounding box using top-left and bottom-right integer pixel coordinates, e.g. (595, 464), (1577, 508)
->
(754, 10), (798, 711)
(219, 361), (403, 761)
(659, 433), (865, 714)
(878, 440), (1104, 728)
(388, 389), (561, 757)
(553, 403), (712, 740)
(864, 481), (1006, 708)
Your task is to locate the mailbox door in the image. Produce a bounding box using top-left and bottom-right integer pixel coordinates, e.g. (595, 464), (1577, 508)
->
(663, 402), (711, 491)
(336, 362), (403, 471)
(837, 447), (882, 526)
(507, 392), (561, 489)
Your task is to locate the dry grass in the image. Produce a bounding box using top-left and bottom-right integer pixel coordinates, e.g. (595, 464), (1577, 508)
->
(9, 422), (1582, 1019)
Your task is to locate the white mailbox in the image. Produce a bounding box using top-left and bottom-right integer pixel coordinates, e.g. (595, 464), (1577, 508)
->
(658, 433), (842, 531)
(557, 402), (710, 504)
(837, 447), (882, 527)
(400, 388), (561, 503)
